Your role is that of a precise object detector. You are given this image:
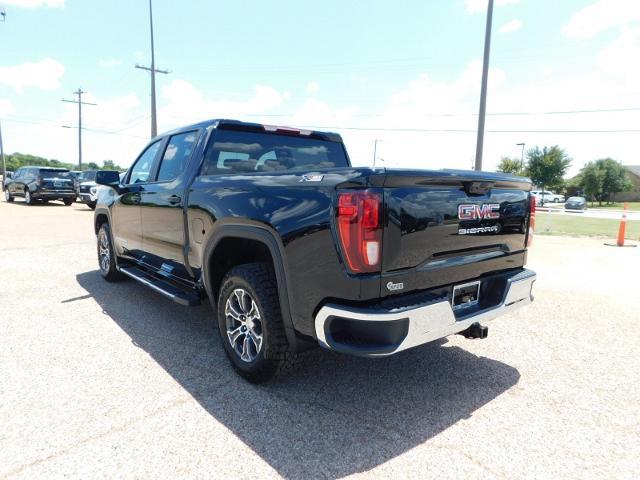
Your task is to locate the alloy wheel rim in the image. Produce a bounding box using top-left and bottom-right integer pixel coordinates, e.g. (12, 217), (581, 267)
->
(98, 230), (110, 273)
(225, 288), (263, 363)
(4, 190), (9, 201)
(25, 191), (30, 203)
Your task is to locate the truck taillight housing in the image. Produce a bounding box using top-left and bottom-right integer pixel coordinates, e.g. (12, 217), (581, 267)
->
(336, 190), (382, 273)
(527, 195), (536, 247)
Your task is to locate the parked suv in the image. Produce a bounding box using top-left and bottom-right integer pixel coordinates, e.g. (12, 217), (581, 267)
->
(76, 170), (99, 209)
(4, 166), (75, 205)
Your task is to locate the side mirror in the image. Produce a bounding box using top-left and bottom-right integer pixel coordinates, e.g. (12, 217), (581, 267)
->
(95, 170), (120, 187)
(5, 172), (13, 179)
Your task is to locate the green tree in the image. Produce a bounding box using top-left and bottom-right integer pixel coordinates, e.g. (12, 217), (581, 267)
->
(525, 146), (572, 200)
(579, 158), (632, 205)
(496, 156), (524, 175)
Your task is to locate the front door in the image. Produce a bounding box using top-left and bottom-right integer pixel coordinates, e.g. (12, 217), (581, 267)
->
(111, 140), (163, 260)
(139, 130), (199, 279)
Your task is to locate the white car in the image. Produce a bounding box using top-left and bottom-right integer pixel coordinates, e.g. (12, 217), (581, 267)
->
(531, 190), (565, 203)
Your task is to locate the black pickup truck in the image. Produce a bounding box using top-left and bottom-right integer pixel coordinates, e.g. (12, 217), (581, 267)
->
(93, 119), (536, 383)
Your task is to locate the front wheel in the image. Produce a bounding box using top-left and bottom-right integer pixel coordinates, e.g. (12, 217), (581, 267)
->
(24, 190), (35, 205)
(87, 201), (96, 210)
(63, 198), (74, 206)
(97, 223), (125, 282)
(4, 189), (13, 203)
(217, 263), (297, 383)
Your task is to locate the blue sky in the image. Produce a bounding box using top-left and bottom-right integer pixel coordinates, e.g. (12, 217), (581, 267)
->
(1, 0), (639, 176)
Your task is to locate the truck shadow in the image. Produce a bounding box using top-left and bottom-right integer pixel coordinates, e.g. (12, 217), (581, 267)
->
(76, 270), (520, 479)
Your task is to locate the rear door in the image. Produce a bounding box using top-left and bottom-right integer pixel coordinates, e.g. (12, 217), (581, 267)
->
(380, 170), (531, 296)
(111, 140), (163, 259)
(139, 130), (200, 278)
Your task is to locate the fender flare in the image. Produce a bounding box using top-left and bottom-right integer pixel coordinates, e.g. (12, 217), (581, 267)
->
(201, 223), (300, 350)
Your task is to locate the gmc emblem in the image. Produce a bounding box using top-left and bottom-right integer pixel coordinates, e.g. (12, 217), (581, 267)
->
(458, 203), (500, 220)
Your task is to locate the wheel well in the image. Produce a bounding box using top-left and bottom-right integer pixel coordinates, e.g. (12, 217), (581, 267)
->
(208, 237), (275, 301)
(95, 213), (109, 234)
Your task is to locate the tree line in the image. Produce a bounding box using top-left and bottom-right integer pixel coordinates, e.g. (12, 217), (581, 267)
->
(497, 146), (632, 205)
(3, 152), (127, 173)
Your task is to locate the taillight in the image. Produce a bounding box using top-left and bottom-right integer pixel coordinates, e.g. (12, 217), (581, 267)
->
(336, 190), (382, 273)
(527, 195), (536, 247)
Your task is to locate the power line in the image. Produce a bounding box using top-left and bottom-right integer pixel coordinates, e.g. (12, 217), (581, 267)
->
(247, 106), (640, 118)
(294, 125), (640, 134)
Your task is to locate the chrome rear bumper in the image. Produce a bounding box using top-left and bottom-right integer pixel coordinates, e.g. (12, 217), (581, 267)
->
(314, 269), (536, 357)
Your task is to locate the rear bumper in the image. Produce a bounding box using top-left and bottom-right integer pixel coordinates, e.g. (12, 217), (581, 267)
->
(33, 190), (76, 199)
(314, 268), (536, 357)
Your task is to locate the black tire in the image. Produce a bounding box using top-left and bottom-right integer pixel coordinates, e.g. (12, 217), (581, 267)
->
(4, 189), (13, 203)
(217, 263), (297, 383)
(24, 189), (35, 205)
(87, 201), (96, 210)
(97, 223), (125, 282)
(63, 198), (74, 206)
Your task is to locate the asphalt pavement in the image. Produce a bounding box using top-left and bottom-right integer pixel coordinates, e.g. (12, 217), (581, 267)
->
(1, 199), (638, 479)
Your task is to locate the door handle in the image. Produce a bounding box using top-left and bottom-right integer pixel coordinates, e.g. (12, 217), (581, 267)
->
(168, 195), (181, 205)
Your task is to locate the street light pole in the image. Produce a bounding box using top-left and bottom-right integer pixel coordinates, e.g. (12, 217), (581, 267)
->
(517, 142), (525, 171)
(135, 0), (169, 138)
(373, 139), (380, 167)
(0, 121), (7, 188)
(474, 0), (494, 171)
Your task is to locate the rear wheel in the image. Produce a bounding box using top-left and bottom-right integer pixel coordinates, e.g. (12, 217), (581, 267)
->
(217, 263), (296, 383)
(63, 198), (73, 206)
(24, 190), (34, 205)
(4, 189), (13, 202)
(87, 201), (96, 210)
(97, 223), (125, 282)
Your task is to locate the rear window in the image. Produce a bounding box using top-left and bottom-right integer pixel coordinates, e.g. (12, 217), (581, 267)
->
(39, 169), (70, 178)
(567, 197), (583, 202)
(201, 129), (348, 175)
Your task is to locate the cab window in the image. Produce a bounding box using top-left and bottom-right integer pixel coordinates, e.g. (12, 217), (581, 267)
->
(156, 131), (197, 182)
(128, 141), (162, 184)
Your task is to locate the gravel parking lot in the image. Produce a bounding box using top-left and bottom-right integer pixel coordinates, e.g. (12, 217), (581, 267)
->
(1, 199), (638, 479)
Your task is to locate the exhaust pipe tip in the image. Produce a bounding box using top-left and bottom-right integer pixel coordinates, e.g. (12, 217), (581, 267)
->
(460, 322), (488, 339)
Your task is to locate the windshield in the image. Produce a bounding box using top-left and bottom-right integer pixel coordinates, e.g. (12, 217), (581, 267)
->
(201, 129), (349, 175)
(40, 170), (70, 178)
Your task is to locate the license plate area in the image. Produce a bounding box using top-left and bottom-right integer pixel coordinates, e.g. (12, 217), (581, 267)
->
(54, 181), (63, 187)
(452, 281), (480, 311)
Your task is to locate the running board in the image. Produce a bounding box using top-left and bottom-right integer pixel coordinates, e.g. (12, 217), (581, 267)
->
(119, 266), (201, 306)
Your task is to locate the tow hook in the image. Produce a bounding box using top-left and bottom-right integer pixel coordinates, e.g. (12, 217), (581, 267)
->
(460, 323), (488, 339)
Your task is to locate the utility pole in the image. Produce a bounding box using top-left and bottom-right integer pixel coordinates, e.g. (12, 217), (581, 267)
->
(62, 89), (96, 170)
(136, 0), (169, 138)
(373, 139), (381, 167)
(474, 0), (494, 171)
(1, 7), (6, 185)
(517, 142), (525, 171)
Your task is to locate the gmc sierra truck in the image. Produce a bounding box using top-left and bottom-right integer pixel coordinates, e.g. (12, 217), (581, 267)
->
(93, 119), (536, 383)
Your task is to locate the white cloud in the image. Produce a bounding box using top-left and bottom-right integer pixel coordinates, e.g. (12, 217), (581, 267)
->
(2, 0), (64, 7)
(562, 0), (640, 38)
(465, 0), (519, 14)
(597, 26), (640, 85)
(306, 81), (320, 93)
(99, 58), (121, 68)
(160, 80), (285, 127)
(499, 19), (522, 33)
(0, 58), (64, 93)
(0, 99), (15, 116)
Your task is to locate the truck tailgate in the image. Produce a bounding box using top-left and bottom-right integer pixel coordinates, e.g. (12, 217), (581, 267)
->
(380, 170), (532, 297)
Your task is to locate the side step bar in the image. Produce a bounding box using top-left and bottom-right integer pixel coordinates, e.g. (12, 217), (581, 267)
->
(119, 266), (201, 306)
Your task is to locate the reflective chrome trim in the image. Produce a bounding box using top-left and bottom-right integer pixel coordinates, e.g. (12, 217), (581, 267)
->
(314, 269), (536, 357)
